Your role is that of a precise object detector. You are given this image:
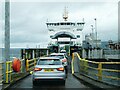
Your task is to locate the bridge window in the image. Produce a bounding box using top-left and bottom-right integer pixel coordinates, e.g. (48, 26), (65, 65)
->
(71, 23), (75, 26)
(49, 29), (54, 31)
(67, 23), (70, 25)
(77, 23), (81, 25)
(77, 29), (82, 31)
(60, 23), (64, 25)
(77, 35), (80, 38)
(57, 23), (59, 25)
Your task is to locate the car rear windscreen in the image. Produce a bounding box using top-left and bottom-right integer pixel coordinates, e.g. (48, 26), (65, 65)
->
(37, 59), (62, 65)
(50, 55), (64, 59)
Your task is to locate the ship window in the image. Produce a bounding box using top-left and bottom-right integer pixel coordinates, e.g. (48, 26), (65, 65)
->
(67, 23), (70, 25)
(77, 23), (81, 25)
(71, 23), (75, 26)
(50, 35), (53, 38)
(49, 29), (54, 31)
(61, 23), (64, 25)
(57, 23), (59, 25)
(77, 29), (82, 31)
(77, 35), (80, 38)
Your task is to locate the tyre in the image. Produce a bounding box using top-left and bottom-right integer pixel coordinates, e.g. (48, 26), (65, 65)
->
(62, 80), (65, 85)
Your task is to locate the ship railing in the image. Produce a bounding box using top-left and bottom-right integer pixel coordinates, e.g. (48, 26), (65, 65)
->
(26, 55), (49, 72)
(26, 58), (37, 72)
(2, 59), (26, 84)
(72, 52), (120, 87)
(0, 62), (3, 85)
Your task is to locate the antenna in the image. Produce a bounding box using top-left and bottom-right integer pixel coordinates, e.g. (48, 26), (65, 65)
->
(63, 6), (68, 21)
(94, 18), (97, 48)
(91, 25), (94, 34)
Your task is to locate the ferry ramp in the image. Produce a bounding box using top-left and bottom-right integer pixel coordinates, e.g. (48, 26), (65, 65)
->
(2, 56), (93, 90)
(1, 53), (120, 90)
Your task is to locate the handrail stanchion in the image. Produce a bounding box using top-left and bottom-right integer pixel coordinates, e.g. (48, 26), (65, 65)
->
(34, 58), (36, 66)
(26, 59), (29, 72)
(98, 62), (102, 81)
(10, 62), (12, 82)
(72, 53), (74, 74)
(6, 62), (9, 83)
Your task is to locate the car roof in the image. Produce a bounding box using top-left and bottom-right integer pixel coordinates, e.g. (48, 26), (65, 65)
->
(40, 56), (60, 60)
(50, 53), (65, 55)
(60, 50), (66, 52)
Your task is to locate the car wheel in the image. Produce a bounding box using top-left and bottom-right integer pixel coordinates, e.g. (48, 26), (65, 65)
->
(62, 80), (65, 85)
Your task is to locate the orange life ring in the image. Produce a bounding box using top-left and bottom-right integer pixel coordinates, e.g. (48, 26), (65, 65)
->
(12, 58), (21, 72)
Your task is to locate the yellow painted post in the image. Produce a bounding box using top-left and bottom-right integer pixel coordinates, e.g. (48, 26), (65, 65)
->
(20, 60), (22, 73)
(72, 53), (74, 74)
(72, 53), (74, 60)
(26, 59), (29, 71)
(34, 58), (36, 66)
(6, 62), (8, 83)
(9, 62), (12, 82)
(84, 59), (88, 73)
(98, 62), (102, 81)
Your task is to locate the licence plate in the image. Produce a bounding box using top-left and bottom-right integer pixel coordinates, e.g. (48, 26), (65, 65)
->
(44, 69), (54, 72)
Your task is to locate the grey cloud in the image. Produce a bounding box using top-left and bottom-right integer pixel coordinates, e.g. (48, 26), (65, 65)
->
(0, 2), (118, 47)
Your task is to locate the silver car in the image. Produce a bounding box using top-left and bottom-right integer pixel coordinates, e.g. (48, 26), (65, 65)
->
(50, 53), (68, 67)
(32, 57), (66, 85)
(50, 53), (68, 74)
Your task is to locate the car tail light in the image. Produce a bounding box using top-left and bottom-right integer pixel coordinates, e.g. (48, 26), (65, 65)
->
(57, 67), (64, 71)
(34, 68), (42, 71)
(62, 58), (67, 62)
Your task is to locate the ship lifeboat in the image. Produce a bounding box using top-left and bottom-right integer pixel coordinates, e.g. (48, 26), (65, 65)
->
(12, 58), (21, 72)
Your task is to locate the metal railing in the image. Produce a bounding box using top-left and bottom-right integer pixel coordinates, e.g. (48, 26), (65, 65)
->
(0, 62), (3, 85)
(3, 59), (26, 83)
(73, 52), (120, 86)
(2, 58), (38, 84)
(26, 58), (37, 72)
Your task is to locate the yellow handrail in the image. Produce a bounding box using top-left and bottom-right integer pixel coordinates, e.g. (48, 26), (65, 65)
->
(75, 52), (120, 83)
(26, 58), (37, 72)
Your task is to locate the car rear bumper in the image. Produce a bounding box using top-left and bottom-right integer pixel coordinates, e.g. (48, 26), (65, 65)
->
(33, 73), (66, 81)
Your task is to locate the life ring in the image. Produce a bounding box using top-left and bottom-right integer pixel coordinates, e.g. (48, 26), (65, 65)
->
(12, 58), (21, 72)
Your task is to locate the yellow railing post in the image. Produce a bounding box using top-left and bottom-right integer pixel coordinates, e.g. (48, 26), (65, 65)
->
(72, 53), (74, 60)
(26, 59), (29, 71)
(72, 53), (74, 74)
(98, 62), (102, 81)
(84, 59), (88, 73)
(10, 62), (12, 82)
(6, 62), (9, 83)
(34, 58), (36, 66)
(20, 59), (23, 73)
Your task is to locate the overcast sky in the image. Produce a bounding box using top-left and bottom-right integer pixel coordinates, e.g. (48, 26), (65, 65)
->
(0, 0), (119, 48)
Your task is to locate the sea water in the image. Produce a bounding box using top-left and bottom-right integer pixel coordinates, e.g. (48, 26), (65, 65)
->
(0, 48), (21, 62)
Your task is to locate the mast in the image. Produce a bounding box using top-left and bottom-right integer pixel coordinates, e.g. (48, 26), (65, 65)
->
(63, 7), (68, 21)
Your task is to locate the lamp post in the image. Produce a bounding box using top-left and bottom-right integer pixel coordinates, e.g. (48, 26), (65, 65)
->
(4, 0), (10, 84)
(91, 25), (94, 49)
(94, 18), (97, 48)
(5, 0), (10, 61)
